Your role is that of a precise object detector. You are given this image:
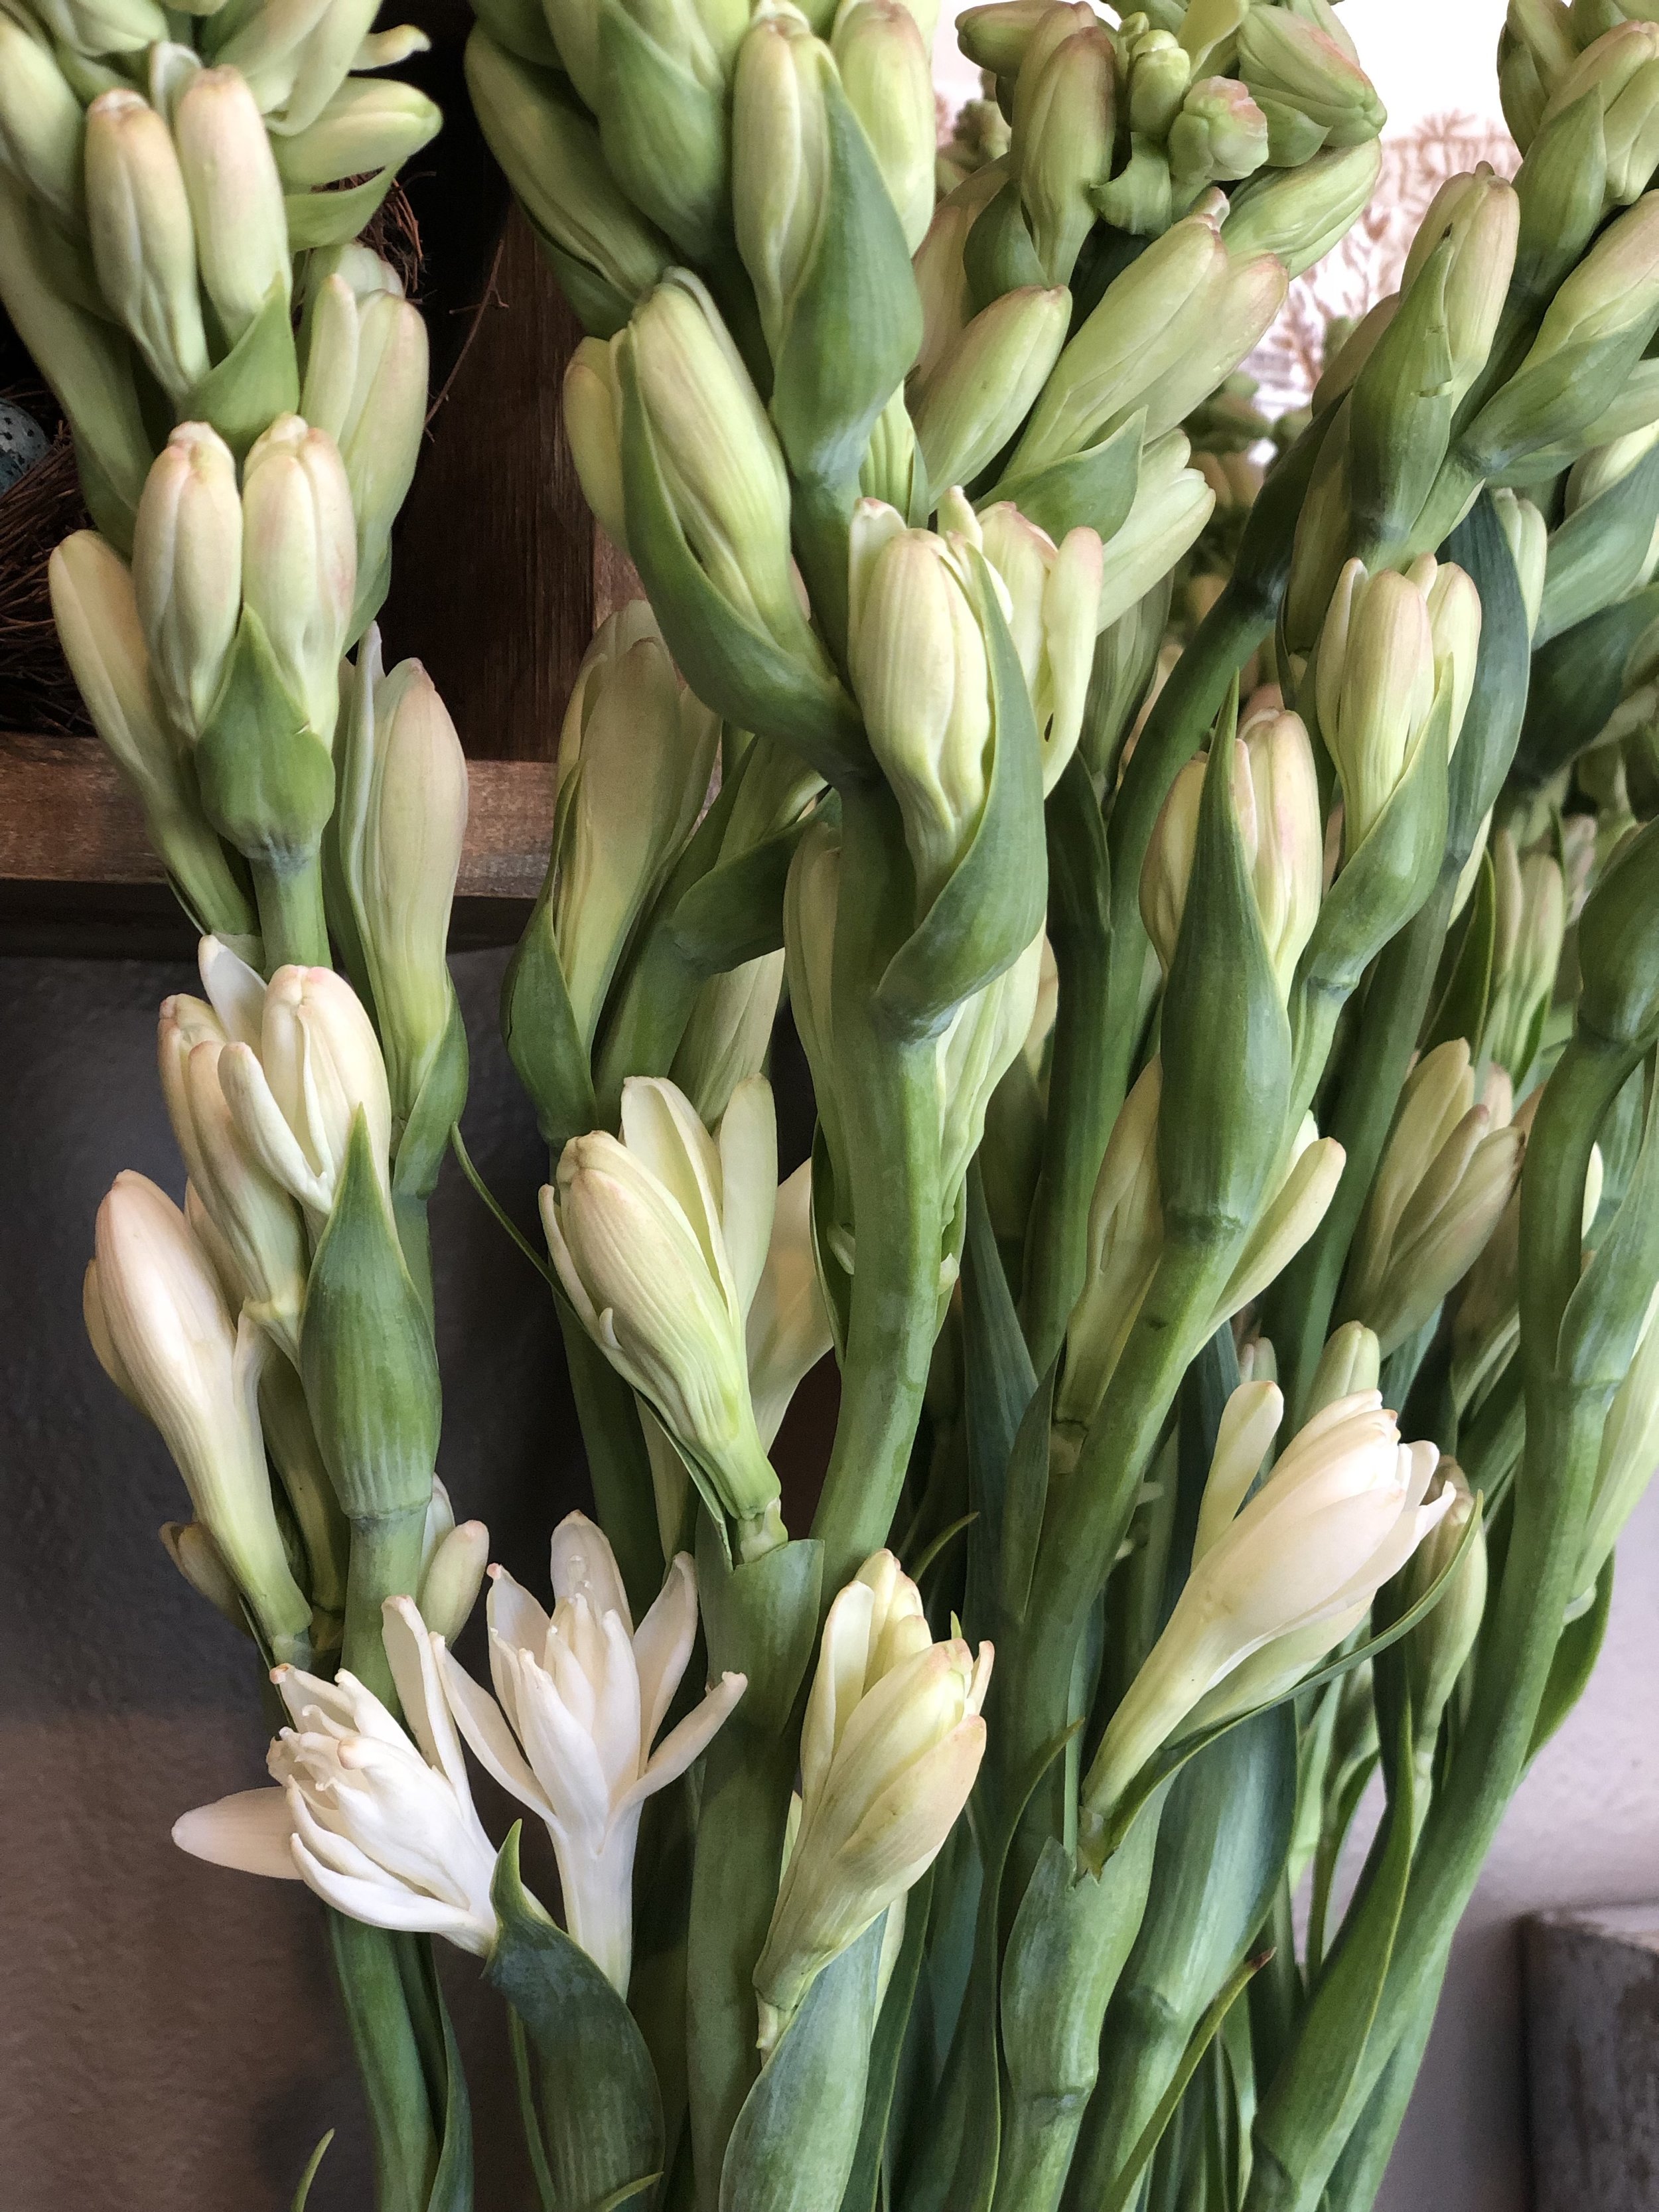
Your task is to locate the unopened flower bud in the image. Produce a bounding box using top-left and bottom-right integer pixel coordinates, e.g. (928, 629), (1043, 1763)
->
(1398, 1459), (1486, 1791)
(1009, 204), (1287, 471)
(833, 0), (937, 252)
(1492, 487), (1549, 637)
(543, 1078), (786, 1550)
(753, 1551), (991, 2050)
(131, 423), (243, 743)
(734, 5), (835, 356)
(1234, 5), (1386, 156)
(1307, 1319), (1382, 1414)
(1096, 430), (1217, 632)
(1343, 1039), (1526, 1354)
(977, 502), (1102, 792)
(214, 0), (426, 136)
(240, 413), (357, 743)
(1169, 74), (1269, 191)
(1484, 834), (1566, 1080)
(87, 1171), (313, 1660)
(332, 634), (469, 1128)
(1081, 1390), (1447, 1850)
(173, 66), (291, 347)
(84, 89), (210, 402)
(1400, 167), (1521, 404)
(847, 510), (993, 910)
(1576, 1286), (1659, 1596)
(215, 951), (394, 1222)
(1060, 1060), (1165, 1426)
(562, 334), (628, 551)
(1221, 140), (1383, 277)
(464, 30), (671, 333)
(25, 0), (169, 56)
(0, 12), (85, 226)
(271, 74), (442, 189)
(161, 1518), (249, 1631)
(625, 272), (815, 658)
(417, 1518), (490, 1644)
(1499, 0), (1578, 148)
(1015, 20), (1116, 284)
(937, 931), (1045, 1205)
(1541, 21), (1659, 204)
(957, 0), (1056, 76)
(1314, 555), (1476, 857)
(550, 605), (718, 1045)
(912, 287), (1071, 496)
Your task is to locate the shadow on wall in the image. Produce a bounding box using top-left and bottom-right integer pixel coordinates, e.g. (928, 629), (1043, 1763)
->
(0, 946), (573, 2212)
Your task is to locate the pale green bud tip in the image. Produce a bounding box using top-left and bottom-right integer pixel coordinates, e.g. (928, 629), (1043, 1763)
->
(1308, 1321), (1382, 1413)
(563, 335), (627, 551)
(173, 64), (291, 344)
(133, 421), (243, 741)
(240, 413), (358, 739)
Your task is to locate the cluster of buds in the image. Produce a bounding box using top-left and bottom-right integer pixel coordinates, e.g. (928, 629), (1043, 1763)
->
(957, 0), (1384, 259)
(0, 16), (437, 544)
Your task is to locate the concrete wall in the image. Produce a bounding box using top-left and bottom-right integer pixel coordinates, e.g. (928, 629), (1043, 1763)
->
(3, 945), (1656, 2209)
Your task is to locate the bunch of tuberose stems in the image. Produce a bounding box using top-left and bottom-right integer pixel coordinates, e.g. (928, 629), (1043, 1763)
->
(21, 0), (1659, 2206)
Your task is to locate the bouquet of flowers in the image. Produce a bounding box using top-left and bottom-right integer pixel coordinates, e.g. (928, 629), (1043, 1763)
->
(9, 0), (1659, 2203)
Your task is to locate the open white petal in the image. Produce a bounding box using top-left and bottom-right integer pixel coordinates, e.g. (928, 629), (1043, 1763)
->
(173, 1787), (301, 1878)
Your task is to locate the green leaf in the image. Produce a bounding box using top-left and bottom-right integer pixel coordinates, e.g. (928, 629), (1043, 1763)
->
(837, 1869), (934, 2212)
(394, 992), (471, 1207)
(874, 546), (1049, 1037)
(486, 1828), (664, 2212)
(185, 279), (301, 459)
(770, 79), (923, 498)
(500, 878), (599, 1153)
(285, 171), (397, 248)
(1529, 1556), (1614, 1762)
(194, 607), (335, 870)
(1421, 851), (1494, 1059)
(289, 2132), (334, 2212)
(667, 821), (810, 977)
(618, 348), (868, 783)
(986, 412), (1144, 546)
(695, 1523), (825, 1739)
(1439, 491), (1533, 854)
(1536, 443), (1659, 648)
(998, 1359), (1056, 1629)
(720, 1915), (887, 2212)
(1558, 1069), (1659, 1390)
(1514, 583), (1659, 794)
(425, 1960), (475, 2212)
(963, 179), (1046, 312)
(961, 1165), (1039, 1625)
(301, 1112), (441, 1520)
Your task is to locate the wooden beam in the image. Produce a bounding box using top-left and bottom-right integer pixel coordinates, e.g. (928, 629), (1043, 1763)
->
(0, 732), (553, 957)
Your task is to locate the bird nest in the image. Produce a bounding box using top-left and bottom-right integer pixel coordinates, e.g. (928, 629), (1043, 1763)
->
(0, 181), (423, 739)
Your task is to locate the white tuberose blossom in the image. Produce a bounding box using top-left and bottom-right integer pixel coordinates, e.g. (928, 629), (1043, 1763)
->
(173, 1597), (499, 1956)
(438, 1511), (746, 1994)
(1081, 1387), (1453, 1844)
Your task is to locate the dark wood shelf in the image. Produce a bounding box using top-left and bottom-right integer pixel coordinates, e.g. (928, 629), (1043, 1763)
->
(0, 733), (552, 958)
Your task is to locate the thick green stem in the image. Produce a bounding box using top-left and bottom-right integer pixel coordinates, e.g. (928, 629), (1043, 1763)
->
(342, 1505), (431, 1708)
(328, 1913), (442, 2212)
(1268, 879), (1457, 1422)
(252, 853), (330, 972)
(810, 784), (944, 1597)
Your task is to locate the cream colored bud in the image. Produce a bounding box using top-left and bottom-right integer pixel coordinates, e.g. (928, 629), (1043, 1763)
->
(672, 952), (788, 1127)
(833, 0), (937, 251)
(1400, 167), (1520, 403)
(1080, 1392), (1449, 1846)
(977, 502), (1103, 792)
(214, 948), (394, 1221)
(1399, 1459), (1486, 1767)
(541, 1078), (785, 1547)
(1492, 487), (1548, 638)
(417, 1519), (490, 1644)
(912, 288), (1072, 498)
(1096, 431), (1217, 631)
(240, 413), (357, 743)
(133, 423), (242, 742)
(1542, 21), (1659, 204)
(88, 1171), (312, 1659)
(1015, 21), (1117, 285)
(937, 931), (1045, 1205)
(754, 1551), (991, 2049)
(332, 632), (469, 1123)
(848, 512), (995, 910)
(551, 605), (718, 1047)
(562, 336), (628, 553)
(173, 66), (291, 346)
(1306, 1320), (1381, 1415)
(1060, 1059), (1164, 1426)
(1343, 1040), (1526, 1355)
(733, 5), (835, 355)
(0, 12), (85, 225)
(84, 89), (210, 401)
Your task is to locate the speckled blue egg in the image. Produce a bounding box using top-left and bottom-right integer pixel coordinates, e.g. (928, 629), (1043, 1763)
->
(0, 400), (51, 495)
